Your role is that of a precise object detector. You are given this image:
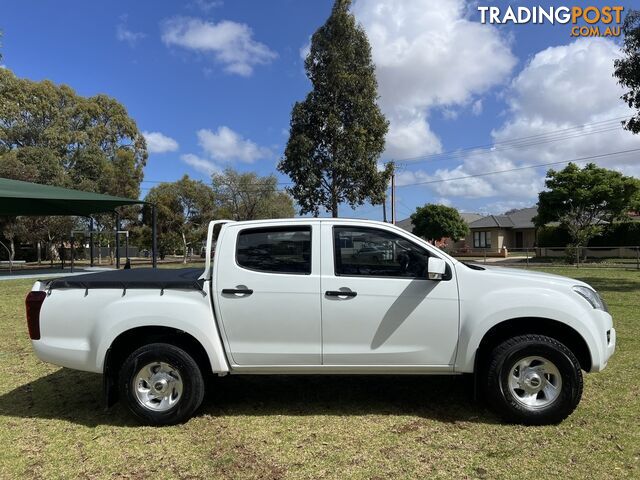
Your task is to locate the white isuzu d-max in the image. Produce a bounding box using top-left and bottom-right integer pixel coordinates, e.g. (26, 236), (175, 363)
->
(25, 218), (616, 425)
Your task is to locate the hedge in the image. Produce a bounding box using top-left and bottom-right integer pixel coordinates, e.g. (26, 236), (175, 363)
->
(537, 222), (640, 247)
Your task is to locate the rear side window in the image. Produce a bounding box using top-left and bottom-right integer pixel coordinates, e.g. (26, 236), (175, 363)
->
(236, 226), (312, 274)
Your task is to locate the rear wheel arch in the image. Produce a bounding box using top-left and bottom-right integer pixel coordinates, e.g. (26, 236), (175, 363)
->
(475, 317), (592, 373)
(103, 326), (213, 406)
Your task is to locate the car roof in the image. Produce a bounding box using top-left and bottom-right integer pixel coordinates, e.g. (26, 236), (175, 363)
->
(223, 217), (393, 227)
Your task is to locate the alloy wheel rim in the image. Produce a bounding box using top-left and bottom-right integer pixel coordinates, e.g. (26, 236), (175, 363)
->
(507, 355), (562, 410)
(133, 361), (184, 412)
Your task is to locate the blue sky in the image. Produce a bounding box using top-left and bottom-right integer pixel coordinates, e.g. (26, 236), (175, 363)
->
(2, 0), (639, 220)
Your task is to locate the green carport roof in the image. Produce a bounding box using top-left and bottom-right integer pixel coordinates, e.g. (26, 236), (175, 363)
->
(0, 177), (145, 216)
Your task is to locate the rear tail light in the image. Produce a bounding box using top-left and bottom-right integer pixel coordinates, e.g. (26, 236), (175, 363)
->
(25, 291), (47, 340)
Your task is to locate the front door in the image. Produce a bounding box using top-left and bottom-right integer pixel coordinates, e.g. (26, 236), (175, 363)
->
(215, 222), (321, 365)
(321, 224), (459, 367)
(515, 231), (524, 249)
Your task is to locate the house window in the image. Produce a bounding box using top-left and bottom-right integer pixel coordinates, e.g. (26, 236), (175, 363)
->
(473, 231), (492, 248)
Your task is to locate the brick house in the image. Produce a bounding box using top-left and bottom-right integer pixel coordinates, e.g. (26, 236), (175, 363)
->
(461, 207), (538, 252)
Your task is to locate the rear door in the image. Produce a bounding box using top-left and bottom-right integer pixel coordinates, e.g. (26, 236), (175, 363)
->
(214, 222), (321, 365)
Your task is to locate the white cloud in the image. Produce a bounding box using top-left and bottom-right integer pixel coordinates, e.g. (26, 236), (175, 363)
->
(181, 153), (221, 175)
(352, 0), (516, 159)
(143, 131), (179, 154)
(116, 20), (146, 46)
(181, 126), (270, 175)
(471, 99), (483, 116)
(192, 0), (223, 12)
(401, 37), (640, 210)
(197, 126), (271, 163)
(161, 16), (277, 76)
(299, 38), (311, 61)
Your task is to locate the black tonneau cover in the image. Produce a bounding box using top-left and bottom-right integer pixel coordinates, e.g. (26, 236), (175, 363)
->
(46, 268), (204, 291)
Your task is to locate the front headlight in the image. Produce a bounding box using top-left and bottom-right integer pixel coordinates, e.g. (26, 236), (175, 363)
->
(573, 286), (608, 311)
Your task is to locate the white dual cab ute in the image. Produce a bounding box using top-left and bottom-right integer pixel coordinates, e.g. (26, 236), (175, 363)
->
(25, 218), (616, 425)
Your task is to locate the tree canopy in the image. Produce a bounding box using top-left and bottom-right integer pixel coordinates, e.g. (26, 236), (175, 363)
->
(142, 176), (216, 262)
(0, 68), (147, 262)
(0, 68), (147, 197)
(278, 0), (391, 217)
(614, 9), (640, 134)
(534, 163), (640, 247)
(212, 168), (294, 221)
(410, 204), (469, 243)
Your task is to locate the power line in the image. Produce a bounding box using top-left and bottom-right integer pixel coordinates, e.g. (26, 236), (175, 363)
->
(395, 125), (623, 167)
(396, 147), (640, 188)
(141, 179), (293, 186)
(399, 126), (624, 168)
(393, 116), (627, 163)
(392, 116), (629, 166)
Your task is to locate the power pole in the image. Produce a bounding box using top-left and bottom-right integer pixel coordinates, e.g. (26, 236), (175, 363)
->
(391, 169), (396, 225)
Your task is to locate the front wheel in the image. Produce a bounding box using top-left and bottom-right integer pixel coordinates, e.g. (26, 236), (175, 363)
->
(484, 334), (583, 425)
(119, 343), (205, 425)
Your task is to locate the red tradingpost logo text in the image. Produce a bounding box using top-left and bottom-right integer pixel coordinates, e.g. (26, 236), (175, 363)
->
(478, 5), (624, 37)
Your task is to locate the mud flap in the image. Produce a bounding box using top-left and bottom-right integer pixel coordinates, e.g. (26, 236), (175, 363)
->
(472, 348), (481, 402)
(103, 347), (118, 408)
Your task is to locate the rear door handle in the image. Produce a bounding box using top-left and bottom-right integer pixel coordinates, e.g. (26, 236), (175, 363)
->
(222, 288), (253, 295)
(325, 290), (357, 297)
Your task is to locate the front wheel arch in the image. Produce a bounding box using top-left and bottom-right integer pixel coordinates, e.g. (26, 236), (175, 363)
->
(475, 317), (592, 373)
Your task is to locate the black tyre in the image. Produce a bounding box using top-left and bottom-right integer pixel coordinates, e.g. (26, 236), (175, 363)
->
(119, 343), (205, 426)
(484, 334), (583, 425)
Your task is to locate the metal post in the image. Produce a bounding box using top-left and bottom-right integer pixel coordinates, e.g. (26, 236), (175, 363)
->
(70, 232), (74, 273)
(526, 248), (529, 268)
(484, 248), (487, 264)
(115, 212), (120, 269)
(152, 204), (158, 268)
(89, 217), (94, 267)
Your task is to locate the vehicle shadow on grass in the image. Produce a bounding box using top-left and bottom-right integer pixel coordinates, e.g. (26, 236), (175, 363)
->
(0, 368), (137, 427)
(0, 368), (499, 427)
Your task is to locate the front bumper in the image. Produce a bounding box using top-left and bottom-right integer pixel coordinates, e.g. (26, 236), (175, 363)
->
(603, 326), (616, 369)
(589, 308), (615, 372)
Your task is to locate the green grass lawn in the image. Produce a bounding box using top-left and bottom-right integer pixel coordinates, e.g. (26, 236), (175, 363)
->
(0, 267), (638, 479)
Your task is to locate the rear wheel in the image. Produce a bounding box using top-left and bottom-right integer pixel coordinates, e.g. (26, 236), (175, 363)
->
(119, 343), (205, 425)
(484, 334), (583, 425)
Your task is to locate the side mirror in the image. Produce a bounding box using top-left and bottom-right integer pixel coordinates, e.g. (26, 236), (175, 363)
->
(427, 257), (446, 281)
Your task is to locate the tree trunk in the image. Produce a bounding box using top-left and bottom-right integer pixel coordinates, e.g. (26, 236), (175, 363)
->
(9, 238), (15, 262)
(48, 242), (59, 263)
(37, 241), (42, 265)
(108, 240), (113, 265)
(331, 186), (339, 218)
(182, 232), (188, 264)
(330, 168), (339, 217)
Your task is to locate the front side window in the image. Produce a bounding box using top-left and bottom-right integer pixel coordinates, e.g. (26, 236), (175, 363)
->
(334, 226), (430, 278)
(473, 231), (492, 248)
(236, 226), (311, 274)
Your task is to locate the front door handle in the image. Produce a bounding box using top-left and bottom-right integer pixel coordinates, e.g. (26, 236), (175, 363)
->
(325, 290), (357, 297)
(222, 288), (253, 295)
